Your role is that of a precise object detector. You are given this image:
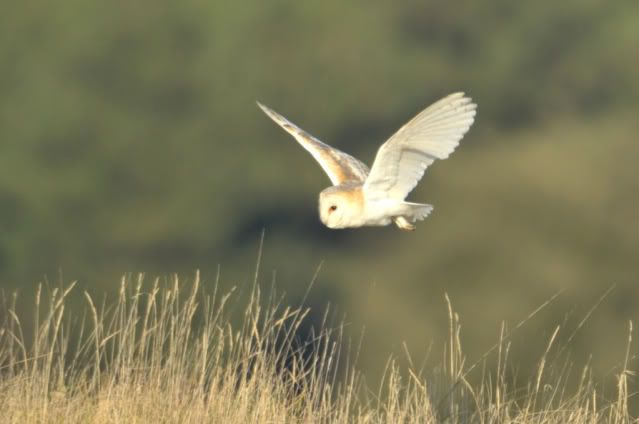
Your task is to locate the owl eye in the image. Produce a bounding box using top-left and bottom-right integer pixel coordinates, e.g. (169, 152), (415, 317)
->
(329, 205), (337, 212)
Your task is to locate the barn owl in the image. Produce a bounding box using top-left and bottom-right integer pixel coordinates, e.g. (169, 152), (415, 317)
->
(258, 93), (476, 231)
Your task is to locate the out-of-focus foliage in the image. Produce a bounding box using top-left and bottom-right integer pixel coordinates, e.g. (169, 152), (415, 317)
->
(0, 0), (637, 382)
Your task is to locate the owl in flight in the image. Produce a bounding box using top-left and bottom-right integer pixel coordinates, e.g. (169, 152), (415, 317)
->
(258, 93), (476, 231)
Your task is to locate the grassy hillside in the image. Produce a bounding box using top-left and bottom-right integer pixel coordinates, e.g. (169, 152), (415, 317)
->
(0, 275), (635, 422)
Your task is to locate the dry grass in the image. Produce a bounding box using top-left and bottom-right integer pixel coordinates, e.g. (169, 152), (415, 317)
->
(0, 272), (635, 423)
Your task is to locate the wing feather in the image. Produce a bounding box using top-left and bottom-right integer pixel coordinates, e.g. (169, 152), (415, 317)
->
(363, 93), (476, 200)
(258, 102), (369, 185)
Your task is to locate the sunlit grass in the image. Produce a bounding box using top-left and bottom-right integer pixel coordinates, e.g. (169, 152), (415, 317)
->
(0, 272), (634, 423)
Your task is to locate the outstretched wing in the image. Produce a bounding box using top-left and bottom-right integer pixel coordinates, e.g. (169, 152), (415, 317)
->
(258, 102), (369, 185)
(363, 93), (476, 200)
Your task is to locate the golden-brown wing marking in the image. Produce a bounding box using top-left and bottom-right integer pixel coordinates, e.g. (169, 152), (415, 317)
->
(258, 102), (369, 186)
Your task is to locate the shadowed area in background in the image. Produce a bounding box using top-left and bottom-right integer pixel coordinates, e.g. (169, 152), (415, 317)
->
(0, 0), (637, 390)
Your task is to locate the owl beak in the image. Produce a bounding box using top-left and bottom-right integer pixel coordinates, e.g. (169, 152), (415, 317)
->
(319, 210), (335, 228)
(319, 208), (328, 226)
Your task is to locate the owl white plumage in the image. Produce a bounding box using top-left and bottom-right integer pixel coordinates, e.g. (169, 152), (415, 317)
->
(258, 93), (477, 231)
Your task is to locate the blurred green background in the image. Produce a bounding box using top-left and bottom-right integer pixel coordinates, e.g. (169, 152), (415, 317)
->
(1, 0), (638, 385)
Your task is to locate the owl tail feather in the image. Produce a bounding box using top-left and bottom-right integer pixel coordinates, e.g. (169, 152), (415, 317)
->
(394, 202), (433, 231)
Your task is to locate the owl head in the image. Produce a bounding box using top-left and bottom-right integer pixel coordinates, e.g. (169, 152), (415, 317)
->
(318, 186), (363, 229)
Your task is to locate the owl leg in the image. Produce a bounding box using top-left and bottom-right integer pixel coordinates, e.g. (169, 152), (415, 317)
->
(393, 202), (434, 231)
(394, 216), (416, 231)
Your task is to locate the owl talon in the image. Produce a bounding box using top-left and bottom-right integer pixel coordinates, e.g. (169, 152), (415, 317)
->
(395, 217), (416, 231)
